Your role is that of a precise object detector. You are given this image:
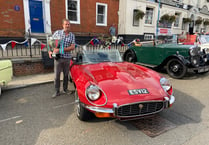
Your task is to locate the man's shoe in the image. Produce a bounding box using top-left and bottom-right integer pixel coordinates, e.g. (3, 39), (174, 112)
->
(63, 89), (75, 95)
(52, 91), (60, 98)
(63, 89), (70, 94)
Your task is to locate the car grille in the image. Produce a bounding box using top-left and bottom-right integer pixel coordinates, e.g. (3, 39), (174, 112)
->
(116, 101), (164, 117)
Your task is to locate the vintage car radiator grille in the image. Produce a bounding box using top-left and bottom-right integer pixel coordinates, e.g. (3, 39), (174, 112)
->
(117, 102), (164, 117)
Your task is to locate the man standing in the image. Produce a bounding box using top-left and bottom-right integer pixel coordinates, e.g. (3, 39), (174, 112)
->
(48, 19), (75, 98)
(109, 24), (117, 44)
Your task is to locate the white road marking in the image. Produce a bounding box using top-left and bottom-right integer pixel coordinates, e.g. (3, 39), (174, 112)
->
(0, 116), (21, 123)
(53, 102), (77, 109)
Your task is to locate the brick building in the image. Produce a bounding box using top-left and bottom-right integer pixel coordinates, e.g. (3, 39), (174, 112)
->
(0, 0), (119, 44)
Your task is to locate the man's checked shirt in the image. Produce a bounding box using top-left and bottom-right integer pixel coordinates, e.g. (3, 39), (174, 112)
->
(52, 30), (75, 59)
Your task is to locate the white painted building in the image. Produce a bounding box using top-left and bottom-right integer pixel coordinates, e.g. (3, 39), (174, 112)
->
(118, 0), (209, 42)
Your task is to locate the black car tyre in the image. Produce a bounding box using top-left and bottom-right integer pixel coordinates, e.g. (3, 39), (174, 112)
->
(75, 89), (94, 121)
(124, 50), (137, 63)
(166, 58), (187, 79)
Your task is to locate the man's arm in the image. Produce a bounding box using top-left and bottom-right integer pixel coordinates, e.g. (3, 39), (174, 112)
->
(64, 33), (75, 52)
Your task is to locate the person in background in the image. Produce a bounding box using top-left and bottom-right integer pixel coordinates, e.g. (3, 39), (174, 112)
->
(109, 23), (117, 44)
(134, 39), (142, 46)
(48, 19), (75, 98)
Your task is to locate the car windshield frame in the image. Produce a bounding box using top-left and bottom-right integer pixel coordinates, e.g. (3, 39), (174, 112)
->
(78, 49), (123, 64)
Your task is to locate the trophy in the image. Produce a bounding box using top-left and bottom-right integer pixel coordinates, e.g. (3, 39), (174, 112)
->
(47, 36), (64, 60)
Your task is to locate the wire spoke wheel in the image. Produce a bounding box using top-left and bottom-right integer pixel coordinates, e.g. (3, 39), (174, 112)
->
(74, 89), (94, 121)
(124, 50), (137, 63)
(166, 58), (187, 79)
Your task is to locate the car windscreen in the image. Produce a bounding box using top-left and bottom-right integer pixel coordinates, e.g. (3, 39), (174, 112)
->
(82, 49), (123, 64)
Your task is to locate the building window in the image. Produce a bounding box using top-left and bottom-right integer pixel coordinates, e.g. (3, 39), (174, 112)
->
(96, 3), (107, 26)
(174, 12), (180, 27)
(145, 7), (153, 25)
(144, 33), (154, 40)
(182, 23), (186, 30)
(67, 0), (80, 24)
(196, 25), (200, 32)
(133, 9), (139, 26)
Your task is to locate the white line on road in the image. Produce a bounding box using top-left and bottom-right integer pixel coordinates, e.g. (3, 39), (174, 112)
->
(0, 116), (22, 123)
(53, 102), (77, 109)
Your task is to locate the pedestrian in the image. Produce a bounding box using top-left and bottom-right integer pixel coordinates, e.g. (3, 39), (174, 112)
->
(134, 39), (142, 46)
(48, 19), (75, 98)
(109, 23), (117, 44)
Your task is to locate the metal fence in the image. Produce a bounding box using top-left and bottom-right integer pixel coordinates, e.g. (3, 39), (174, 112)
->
(0, 42), (128, 59)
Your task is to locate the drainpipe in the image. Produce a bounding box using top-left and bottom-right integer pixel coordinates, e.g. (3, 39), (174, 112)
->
(156, 0), (161, 41)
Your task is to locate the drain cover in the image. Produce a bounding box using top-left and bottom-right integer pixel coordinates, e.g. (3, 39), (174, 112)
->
(131, 115), (176, 137)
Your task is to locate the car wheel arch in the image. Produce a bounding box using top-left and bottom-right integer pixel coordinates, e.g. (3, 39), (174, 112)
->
(162, 54), (188, 67)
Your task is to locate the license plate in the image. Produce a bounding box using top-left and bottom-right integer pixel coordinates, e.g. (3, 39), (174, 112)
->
(198, 67), (209, 73)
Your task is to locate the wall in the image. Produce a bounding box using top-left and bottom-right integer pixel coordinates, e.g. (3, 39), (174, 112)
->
(50, 0), (119, 36)
(0, 0), (25, 37)
(12, 58), (53, 76)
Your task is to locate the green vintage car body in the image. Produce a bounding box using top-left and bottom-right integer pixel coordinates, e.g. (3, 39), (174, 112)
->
(123, 42), (209, 79)
(0, 60), (13, 96)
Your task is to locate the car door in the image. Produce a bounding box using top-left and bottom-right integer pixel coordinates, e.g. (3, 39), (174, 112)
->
(135, 44), (159, 65)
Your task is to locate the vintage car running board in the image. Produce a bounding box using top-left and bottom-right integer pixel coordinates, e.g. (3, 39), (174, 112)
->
(135, 62), (157, 68)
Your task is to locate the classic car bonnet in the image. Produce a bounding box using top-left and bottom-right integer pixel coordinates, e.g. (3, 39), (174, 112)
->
(80, 62), (166, 104)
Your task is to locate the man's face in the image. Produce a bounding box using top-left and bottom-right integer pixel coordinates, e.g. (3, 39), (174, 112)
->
(63, 21), (70, 32)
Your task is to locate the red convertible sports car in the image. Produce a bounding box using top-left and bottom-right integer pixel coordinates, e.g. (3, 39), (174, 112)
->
(70, 49), (175, 121)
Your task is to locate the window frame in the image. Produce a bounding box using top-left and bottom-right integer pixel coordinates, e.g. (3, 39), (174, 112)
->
(96, 2), (107, 26)
(66, 0), (80, 24)
(145, 7), (154, 25)
(133, 9), (140, 27)
(174, 12), (181, 28)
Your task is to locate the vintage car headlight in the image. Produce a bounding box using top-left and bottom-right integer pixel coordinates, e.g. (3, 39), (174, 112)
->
(86, 85), (101, 101)
(203, 48), (209, 54)
(160, 77), (173, 96)
(189, 48), (196, 56)
(189, 46), (199, 56)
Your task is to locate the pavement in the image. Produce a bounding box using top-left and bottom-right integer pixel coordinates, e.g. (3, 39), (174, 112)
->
(2, 72), (55, 91)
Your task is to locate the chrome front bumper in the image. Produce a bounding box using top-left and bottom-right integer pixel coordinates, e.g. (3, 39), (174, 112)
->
(84, 95), (175, 115)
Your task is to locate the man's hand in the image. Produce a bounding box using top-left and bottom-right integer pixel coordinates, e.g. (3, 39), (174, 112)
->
(48, 51), (53, 58)
(70, 44), (75, 50)
(53, 48), (59, 53)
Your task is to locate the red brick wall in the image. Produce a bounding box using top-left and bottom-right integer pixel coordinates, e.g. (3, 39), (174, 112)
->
(0, 0), (119, 37)
(0, 0), (25, 37)
(12, 60), (53, 76)
(50, 0), (119, 36)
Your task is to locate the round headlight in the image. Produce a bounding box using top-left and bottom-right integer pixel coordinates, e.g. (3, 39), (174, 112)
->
(160, 77), (173, 96)
(86, 85), (101, 101)
(189, 49), (195, 56)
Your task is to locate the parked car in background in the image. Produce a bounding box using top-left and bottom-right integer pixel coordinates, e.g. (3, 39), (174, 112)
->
(197, 35), (209, 55)
(70, 49), (175, 121)
(123, 41), (209, 79)
(0, 60), (13, 96)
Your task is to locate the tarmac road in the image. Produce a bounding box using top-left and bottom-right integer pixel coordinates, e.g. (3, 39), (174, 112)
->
(0, 72), (209, 145)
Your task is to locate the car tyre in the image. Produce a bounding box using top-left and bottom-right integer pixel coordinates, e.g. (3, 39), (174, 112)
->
(124, 50), (137, 63)
(75, 89), (94, 121)
(166, 58), (187, 79)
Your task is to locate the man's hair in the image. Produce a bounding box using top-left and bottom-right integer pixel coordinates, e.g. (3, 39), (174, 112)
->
(62, 18), (70, 24)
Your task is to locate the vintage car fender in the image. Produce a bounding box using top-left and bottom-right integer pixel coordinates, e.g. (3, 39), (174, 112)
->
(0, 60), (13, 96)
(162, 54), (190, 67)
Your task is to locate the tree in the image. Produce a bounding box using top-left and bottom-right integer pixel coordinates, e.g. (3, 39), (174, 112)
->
(183, 18), (191, 23)
(195, 19), (203, 25)
(134, 9), (145, 20)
